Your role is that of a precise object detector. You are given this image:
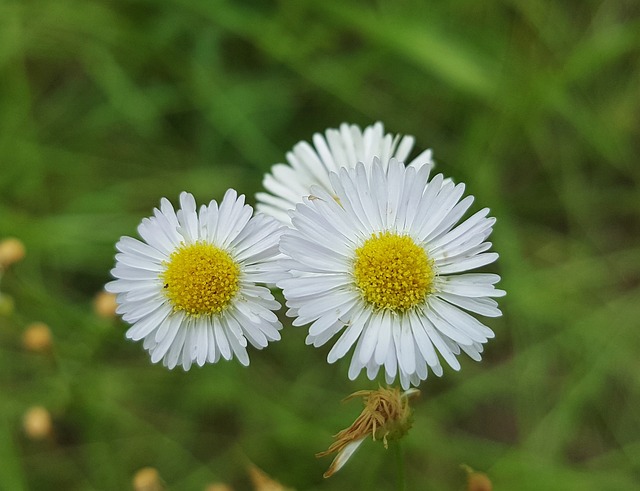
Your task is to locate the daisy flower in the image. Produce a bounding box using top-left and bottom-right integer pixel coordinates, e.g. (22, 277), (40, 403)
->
(106, 191), (285, 370)
(279, 159), (504, 389)
(256, 122), (434, 223)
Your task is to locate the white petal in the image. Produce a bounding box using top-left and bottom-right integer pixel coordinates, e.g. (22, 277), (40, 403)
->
(125, 304), (172, 340)
(165, 324), (187, 369)
(429, 297), (495, 339)
(116, 236), (166, 262)
(177, 191), (198, 242)
(399, 314), (417, 375)
(324, 438), (366, 478)
(425, 307), (475, 346)
(421, 314), (461, 371)
(436, 252), (499, 274)
(374, 310), (393, 365)
(327, 306), (369, 363)
(438, 292), (503, 317)
(358, 312), (382, 365)
(213, 319), (231, 361)
(195, 323), (209, 366)
(150, 315), (182, 363)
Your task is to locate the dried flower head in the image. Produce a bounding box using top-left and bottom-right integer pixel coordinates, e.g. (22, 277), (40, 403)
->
(317, 386), (419, 478)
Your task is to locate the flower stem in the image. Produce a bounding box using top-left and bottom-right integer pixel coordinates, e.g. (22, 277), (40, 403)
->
(394, 441), (406, 491)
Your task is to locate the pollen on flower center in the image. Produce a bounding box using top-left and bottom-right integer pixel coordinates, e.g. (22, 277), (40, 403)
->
(161, 242), (240, 317)
(353, 231), (434, 312)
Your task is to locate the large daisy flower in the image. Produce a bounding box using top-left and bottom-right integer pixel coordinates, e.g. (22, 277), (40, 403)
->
(106, 191), (285, 370)
(256, 122), (434, 223)
(279, 159), (504, 389)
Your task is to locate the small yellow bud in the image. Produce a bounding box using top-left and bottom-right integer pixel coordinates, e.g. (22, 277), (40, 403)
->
(0, 237), (26, 268)
(204, 484), (234, 491)
(22, 322), (53, 353)
(462, 465), (493, 491)
(132, 467), (164, 491)
(93, 290), (118, 319)
(247, 463), (292, 491)
(23, 406), (53, 440)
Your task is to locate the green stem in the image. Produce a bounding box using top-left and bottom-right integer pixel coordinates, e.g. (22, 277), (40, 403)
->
(394, 441), (406, 491)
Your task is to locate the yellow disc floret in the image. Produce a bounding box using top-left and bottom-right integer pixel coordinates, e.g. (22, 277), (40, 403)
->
(353, 231), (434, 312)
(161, 241), (240, 317)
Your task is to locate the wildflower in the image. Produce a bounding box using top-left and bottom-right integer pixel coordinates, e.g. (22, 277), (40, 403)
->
(279, 159), (504, 388)
(317, 386), (419, 477)
(106, 191), (285, 369)
(256, 122), (433, 223)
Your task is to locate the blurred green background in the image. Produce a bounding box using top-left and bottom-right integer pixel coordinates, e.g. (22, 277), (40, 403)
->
(1, 0), (639, 489)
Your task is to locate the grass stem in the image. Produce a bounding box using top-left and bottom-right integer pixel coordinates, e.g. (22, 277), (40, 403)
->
(394, 441), (406, 491)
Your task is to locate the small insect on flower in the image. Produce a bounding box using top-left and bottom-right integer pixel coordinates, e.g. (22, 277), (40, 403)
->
(106, 191), (286, 370)
(279, 159), (504, 388)
(317, 386), (419, 478)
(256, 122), (434, 224)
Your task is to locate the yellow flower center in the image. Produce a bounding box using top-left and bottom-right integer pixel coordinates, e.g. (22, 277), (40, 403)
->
(161, 242), (240, 317)
(353, 232), (434, 312)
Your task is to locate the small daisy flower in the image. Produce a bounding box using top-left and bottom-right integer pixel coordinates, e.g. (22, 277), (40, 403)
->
(106, 191), (285, 370)
(256, 122), (434, 223)
(279, 159), (505, 389)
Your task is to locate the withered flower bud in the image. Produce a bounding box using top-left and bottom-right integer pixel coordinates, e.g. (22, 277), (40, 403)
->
(317, 386), (419, 478)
